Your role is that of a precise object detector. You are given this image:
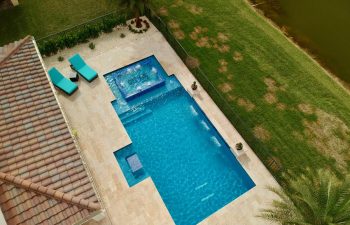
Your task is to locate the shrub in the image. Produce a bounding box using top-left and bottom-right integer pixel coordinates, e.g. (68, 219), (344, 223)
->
(55, 36), (66, 50)
(89, 42), (95, 50)
(64, 34), (79, 48)
(76, 29), (90, 43)
(58, 56), (64, 62)
(71, 128), (78, 138)
(37, 13), (128, 56)
(101, 17), (118, 33)
(235, 142), (243, 150)
(39, 40), (58, 56)
(84, 25), (100, 39)
(120, 33), (126, 38)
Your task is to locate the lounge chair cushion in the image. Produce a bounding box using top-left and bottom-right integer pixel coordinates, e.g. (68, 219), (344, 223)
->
(55, 78), (78, 94)
(68, 54), (85, 70)
(78, 65), (98, 82)
(69, 54), (98, 82)
(48, 67), (78, 95)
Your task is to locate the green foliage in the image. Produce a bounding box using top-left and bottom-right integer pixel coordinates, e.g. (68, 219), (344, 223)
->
(38, 14), (127, 56)
(101, 17), (118, 33)
(120, 0), (148, 17)
(38, 40), (58, 56)
(260, 169), (350, 225)
(64, 34), (79, 48)
(235, 142), (243, 150)
(89, 42), (95, 50)
(84, 24), (100, 38)
(58, 56), (64, 62)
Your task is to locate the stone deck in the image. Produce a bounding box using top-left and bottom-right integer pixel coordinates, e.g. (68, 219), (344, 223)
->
(43, 19), (279, 225)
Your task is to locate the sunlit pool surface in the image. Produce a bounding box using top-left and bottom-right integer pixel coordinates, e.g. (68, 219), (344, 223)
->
(105, 56), (255, 225)
(105, 56), (165, 101)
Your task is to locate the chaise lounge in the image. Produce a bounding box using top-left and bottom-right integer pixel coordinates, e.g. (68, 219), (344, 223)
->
(48, 67), (78, 95)
(68, 54), (98, 82)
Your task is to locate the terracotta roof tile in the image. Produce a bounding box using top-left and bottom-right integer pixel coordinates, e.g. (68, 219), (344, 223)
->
(0, 37), (100, 225)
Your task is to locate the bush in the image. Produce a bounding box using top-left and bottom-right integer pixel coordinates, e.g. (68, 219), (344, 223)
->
(235, 142), (243, 150)
(84, 24), (100, 38)
(38, 13), (128, 56)
(75, 29), (90, 43)
(58, 56), (64, 62)
(101, 17), (117, 33)
(89, 42), (95, 50)
(39, 40), (58, 56)
(64, 34), (79, 48)
(120, 33), (126, 38)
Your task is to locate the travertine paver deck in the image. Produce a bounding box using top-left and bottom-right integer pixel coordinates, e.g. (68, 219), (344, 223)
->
(43, 18), (279, 225)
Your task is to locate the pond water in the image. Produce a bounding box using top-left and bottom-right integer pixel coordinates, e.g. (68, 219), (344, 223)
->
(254, 0), (350, 84)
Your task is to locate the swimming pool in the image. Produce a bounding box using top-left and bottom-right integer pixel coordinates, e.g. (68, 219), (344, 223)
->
(105, 56), (255, 225)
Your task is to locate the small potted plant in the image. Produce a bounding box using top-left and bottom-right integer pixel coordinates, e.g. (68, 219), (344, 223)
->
(89, 42), (95, 50)
(235, 142), (243, 151)
(71, 128), (78, 138)
(58, 56), (64, 62)
(191, 81), (198, 90)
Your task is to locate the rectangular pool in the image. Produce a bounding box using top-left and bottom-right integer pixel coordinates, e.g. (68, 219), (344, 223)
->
(105, 56), (255, 225)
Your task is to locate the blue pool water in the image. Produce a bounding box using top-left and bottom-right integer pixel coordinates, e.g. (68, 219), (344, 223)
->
(105, 56), (255, 225)
(105, 56), (165, 101)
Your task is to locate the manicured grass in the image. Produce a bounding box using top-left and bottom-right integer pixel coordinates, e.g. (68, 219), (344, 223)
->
(152, 0), (350, 179)
(0, 0), (121, 45)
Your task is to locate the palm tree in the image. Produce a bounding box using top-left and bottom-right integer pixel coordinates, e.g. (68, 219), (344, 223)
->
(260, 169), (350, 225)
(120, 0), (148, 28)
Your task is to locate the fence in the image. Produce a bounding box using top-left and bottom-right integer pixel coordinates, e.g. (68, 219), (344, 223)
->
(145, 6), (283, 181)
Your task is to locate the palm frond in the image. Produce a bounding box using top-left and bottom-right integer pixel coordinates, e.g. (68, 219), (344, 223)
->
(259, 169), (350, 225)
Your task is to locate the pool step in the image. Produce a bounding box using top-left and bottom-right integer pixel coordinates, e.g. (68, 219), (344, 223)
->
(129, 86), (183, 109)
(120, 107), (152, 126)
(119, 106), (145, 120)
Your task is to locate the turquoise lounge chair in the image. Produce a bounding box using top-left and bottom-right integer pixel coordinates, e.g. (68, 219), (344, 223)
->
(48, 67), (78, 95)
(68, 54), (98, 82)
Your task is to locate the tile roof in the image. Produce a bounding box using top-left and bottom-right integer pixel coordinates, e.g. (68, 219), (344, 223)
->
(0, 36), (101, 225)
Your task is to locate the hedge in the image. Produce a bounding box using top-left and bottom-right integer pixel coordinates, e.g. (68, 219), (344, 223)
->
(38, 13), (128, 56)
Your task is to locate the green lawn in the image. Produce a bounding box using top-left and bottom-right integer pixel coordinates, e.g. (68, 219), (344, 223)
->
(152, 0), (350, 179)
(0, 0), (121, 45)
